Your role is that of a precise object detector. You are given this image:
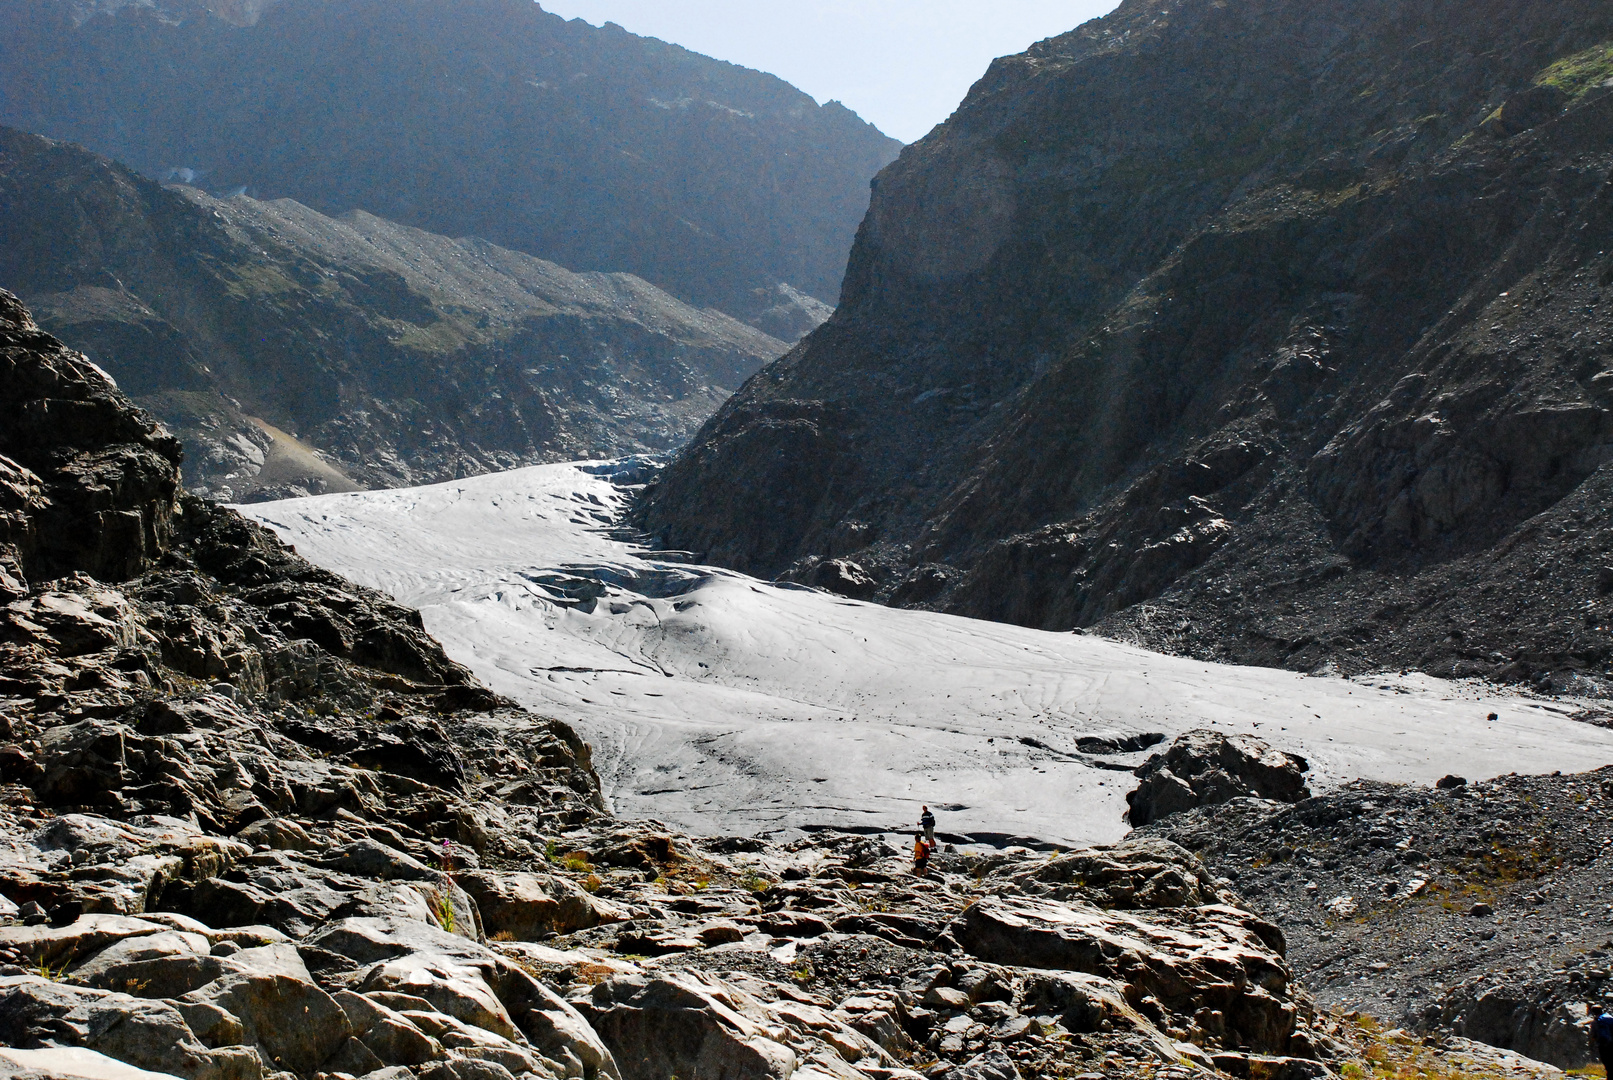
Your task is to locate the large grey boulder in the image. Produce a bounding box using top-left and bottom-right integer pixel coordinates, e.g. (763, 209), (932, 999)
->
(332, 990), (445, 1067)
(951, 895), (1296, 1054)
(580, 971), (798, 1080)
(1126, 730), (1310, 826)
(455, 871), (625, 941)
(1436, 974), (1602, 1068)
(950, 1048), (1022, 1080)
(0, 976), (261, 1080)
(67, 930), (219, 998)
(0, 915), (174, 971)
(178, 965), (350, 1076)
(303, 917), (617, 1079)
(1002, 835), (1235, 910)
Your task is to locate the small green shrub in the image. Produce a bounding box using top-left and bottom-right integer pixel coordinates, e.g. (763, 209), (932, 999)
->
(430, 889), (455, 933)
(33, 958), (68, 981)
(1537, 43), (1613, 99)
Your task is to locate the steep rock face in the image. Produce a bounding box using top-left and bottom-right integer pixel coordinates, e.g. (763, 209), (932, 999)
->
(0, 128), (788, 500)
(0, 290), (180, 586)
(0, 0), (901, 325)
(638, 0), (1613, 688)
(0, 286), (604, 907)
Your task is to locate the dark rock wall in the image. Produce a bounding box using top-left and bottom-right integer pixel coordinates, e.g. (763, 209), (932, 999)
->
(637, 0), (1613, 689)
(0, 286), (604, 852)
(0, 0), (902, 324)
(0, 290), (181, 586)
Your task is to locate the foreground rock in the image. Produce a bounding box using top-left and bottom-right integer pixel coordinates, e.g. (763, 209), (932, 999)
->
(1127, 730), (1311, 826)
(1142, 767), (1613, 1068)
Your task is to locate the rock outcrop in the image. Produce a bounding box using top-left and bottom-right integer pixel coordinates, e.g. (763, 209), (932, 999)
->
(0, 0), (900, 326)
(1141, 767), (1613, 1068)
(0, 290), (611, 1078)
(0, 127), (790, 501)
(0, 290), (181, 587)
(1127, 731), (1311, 827)
(635, 0), (1613, 691)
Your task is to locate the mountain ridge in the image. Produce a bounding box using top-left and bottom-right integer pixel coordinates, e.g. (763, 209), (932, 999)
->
(635, 0), (1613, 692)
(0, 126), (787, 501)
(0, 0), (902, 325)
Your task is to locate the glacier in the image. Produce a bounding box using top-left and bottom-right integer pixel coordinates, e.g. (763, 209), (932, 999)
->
(240, 461), (1613, 847)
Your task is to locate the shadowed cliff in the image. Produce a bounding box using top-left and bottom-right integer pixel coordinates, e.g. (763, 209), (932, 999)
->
(637, 0), (1613, 693)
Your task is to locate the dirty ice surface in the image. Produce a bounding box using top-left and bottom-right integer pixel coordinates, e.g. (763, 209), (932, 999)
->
(241, 462), (1613, 847)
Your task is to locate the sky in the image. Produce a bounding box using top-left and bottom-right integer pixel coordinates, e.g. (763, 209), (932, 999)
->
(536, 1), (1121, 143)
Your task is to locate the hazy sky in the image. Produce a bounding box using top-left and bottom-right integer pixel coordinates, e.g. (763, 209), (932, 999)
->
(537, 1), (1121, 143)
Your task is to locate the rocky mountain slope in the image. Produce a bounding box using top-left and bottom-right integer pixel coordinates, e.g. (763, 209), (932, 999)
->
(0, 0), (900, 327)
(0, 127), (788, 501)
(636, 0), (1613, 693)
(1144, 762), (1613, 1070)
(0, 289), (1587, 1080)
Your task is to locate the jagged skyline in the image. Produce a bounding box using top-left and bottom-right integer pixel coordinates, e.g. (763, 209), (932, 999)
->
(538, 0), (1120, 142)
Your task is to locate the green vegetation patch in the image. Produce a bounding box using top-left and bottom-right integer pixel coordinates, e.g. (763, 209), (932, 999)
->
(1535, 42), (1613, 99)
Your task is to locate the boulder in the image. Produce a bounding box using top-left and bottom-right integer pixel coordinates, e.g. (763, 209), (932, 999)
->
(315, 840), (437, 882)
(1126, 730), (1310, 826)
(67, 929), (220, 997)
(1017, 970), (1135, 1034)
(360, 960), (520, 1043)
(810, 559), (878, 600)
(3, 585), (141, 657)
(455, 871), (624, 940)
(1211, 1053), (1337, 1080)
(951, 896), (1295, 1053)
(1437, 975), (1600, 1068)
(949, 1048), (1021, 1080)
(0, 975), (261, 1080)
(389, 1007), (548, 1075)
(1003, 835), (1233, 909)
(179, 969), (349, 1076)
(581, 971), (797, 1080)
(232, 818), (314, 853)
(416, 1060), (520, 1080)
(0, 915), (172, 969)
(333, 990), (445, 1067)
(302, 918), (616, 1079)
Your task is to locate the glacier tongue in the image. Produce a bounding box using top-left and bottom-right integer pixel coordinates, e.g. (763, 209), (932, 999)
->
(241, 461), (1613, 847)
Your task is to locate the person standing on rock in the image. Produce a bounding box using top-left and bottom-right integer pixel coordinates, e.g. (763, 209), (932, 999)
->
(1590, 1002), (1613, 1075)
(912, 834), (932, 876)
(920, 805), (936, 846)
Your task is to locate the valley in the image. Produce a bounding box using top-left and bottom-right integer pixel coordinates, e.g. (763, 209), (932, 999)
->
(0, 0), (900, 325)
(8, 0), (1613, 1077)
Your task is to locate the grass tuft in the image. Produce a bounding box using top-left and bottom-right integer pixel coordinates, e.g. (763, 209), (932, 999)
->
(1536, 43), (1613, 99)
